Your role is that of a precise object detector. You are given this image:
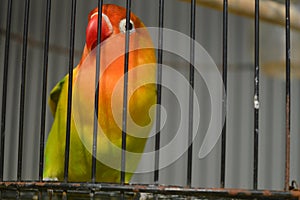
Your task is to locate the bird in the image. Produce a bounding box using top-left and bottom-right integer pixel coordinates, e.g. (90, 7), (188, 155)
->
(43, 4), (157, 183)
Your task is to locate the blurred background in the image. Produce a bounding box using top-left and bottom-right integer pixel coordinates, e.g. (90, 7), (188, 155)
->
(0, 0), (300, 191)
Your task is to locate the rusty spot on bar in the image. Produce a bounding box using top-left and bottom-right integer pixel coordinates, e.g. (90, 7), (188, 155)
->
(263, 190), (272, 196)
(132, 184), (147, 193)
(291, 190), (300, 196)
(227, 189), (251, 196)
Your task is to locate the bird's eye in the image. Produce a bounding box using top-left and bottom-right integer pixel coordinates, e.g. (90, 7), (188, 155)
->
(119, 18), (135, 34)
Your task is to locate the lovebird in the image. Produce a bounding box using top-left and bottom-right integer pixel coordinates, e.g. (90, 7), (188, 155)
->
(43, 4), (156, 182)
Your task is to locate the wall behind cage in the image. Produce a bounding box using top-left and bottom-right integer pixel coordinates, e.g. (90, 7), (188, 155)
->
(0, 0), (300, 190)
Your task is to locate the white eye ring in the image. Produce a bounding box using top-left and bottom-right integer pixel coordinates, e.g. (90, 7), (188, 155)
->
(90, 12), (98, 19)
(119, 18), (135, 34)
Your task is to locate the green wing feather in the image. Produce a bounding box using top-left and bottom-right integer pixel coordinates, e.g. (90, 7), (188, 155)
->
(48, 77), (67, 116)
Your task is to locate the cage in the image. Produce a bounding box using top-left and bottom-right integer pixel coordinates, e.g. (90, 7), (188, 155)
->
(0, 0), (300, 199)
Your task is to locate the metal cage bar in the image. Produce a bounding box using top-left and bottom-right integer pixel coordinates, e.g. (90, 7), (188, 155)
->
(120, 0), (132, 185)
(187, 0), (196, 188)
(91, 0), (104, 183)
(17, 0), (31, 181)
(0, 0), (12, 182)
(154, 0), (164, 184)
(64, 0), (77, 182)
(253, 0), (260, 190)
(0, 182), (300, 199)
(39, 0), (52, 182)
(220, 0), (228, 189)
(285, 0), (291, 192)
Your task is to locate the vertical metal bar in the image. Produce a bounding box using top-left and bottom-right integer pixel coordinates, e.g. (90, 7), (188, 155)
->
(120, 0), (132, 184)
(64, 0), (77, 182)
(0, 0), (13, 181)
(17, 0), (30, 181)
(220, 0), (228, 188)
(253, 0), (260, 190)
(285, 0), (291, 191)
(39, 0), (52, 181)
(91, 0), (103, 183)
(154, 0), (164, 184)
(187, 0), (196, 188)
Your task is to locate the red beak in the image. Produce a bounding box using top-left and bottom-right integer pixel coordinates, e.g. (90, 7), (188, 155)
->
(86, 13), (113, 50)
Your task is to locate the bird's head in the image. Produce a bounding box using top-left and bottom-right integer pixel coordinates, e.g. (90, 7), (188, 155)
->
(85, 4), (145, 51)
